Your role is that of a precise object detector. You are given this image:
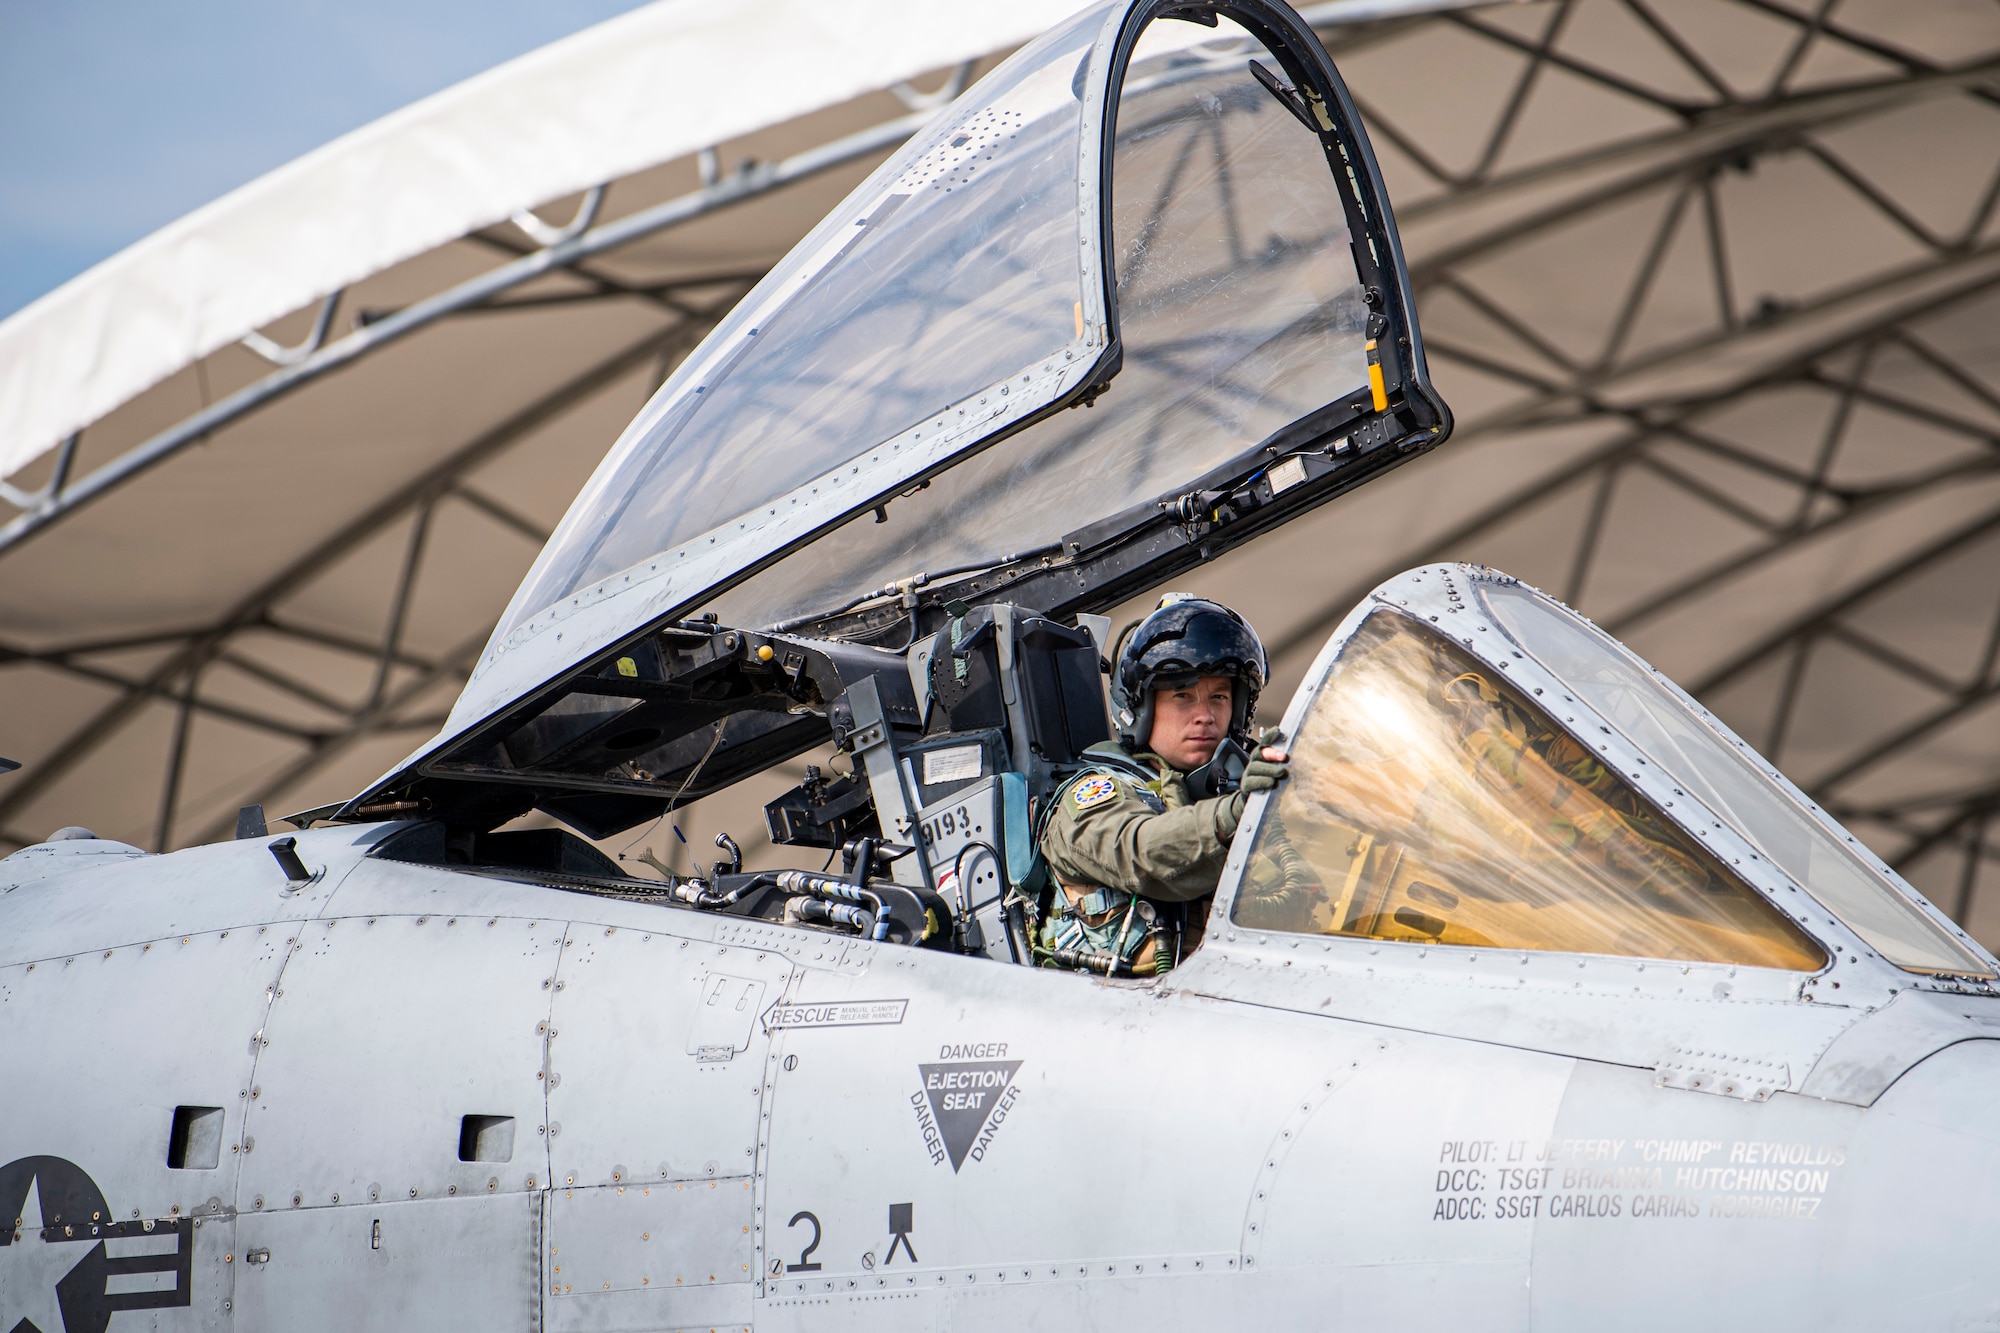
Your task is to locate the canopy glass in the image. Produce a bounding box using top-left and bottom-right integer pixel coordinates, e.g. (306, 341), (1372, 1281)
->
(494, 2), (1109, 643)
(1233, 610), (1829, 970)
(712, 13), (1370, 631)
(1480, 580), (1995, 978)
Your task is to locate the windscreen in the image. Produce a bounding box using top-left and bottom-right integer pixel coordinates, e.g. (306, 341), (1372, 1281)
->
(1481, 580), (1996, 978)
(1232, 611), (1828, 971)
(491, 4), (1108, 642)
(707, 13), (1370, 631)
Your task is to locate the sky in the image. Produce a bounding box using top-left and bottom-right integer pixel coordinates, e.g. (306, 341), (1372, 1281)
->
(0, 0), (654, 321)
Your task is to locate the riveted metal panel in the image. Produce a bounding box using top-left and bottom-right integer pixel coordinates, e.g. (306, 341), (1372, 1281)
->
(922, 1266), (1511, 1333)
(756, 942), (1368, 1307)
(1800, 992), (2000, 1106)
(544, 1177), (754, 1328)
(1528, 1057), (1869, 1332)
(317, 850), (589, 924)
(1178, 941), (1858, 1096)
(239, 907), (562, 1210)
(547, 1282), (750, 1333)
(1247, 1029), (1574, 1330)
(0, 831), (348, 968)
(232, 1194), (539, 1332)
(0, 923), (292, 1224)
(543, 931), (792, 1191)
(0, 1172), (235, 1333)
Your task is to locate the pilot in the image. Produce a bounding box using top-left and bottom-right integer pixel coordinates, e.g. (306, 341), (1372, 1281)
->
(1032, 596), (1290, 977)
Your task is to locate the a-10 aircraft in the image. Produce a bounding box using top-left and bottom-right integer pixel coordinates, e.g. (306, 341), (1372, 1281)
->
(7, 1), (2000, 1329)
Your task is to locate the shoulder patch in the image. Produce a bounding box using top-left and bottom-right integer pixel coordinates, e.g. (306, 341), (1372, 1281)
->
(1070, 775), (1119, 811)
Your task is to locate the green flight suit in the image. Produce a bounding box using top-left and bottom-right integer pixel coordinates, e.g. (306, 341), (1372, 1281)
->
(1039, 742), (1241, 904)
(1032, 740), (1318, 974)
(1031, 742), (1241, 975)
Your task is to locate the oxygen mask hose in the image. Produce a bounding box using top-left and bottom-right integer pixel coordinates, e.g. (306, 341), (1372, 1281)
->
(950, 841), (1002, 954)
(1042, 946), (1133, 977)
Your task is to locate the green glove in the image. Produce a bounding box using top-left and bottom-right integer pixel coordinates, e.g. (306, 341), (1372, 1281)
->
(1240, 729), (1291, 794)
(1220, 734), (1291, 837)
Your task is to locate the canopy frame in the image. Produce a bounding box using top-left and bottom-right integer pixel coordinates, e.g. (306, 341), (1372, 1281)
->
(346, 0), (1451, 835)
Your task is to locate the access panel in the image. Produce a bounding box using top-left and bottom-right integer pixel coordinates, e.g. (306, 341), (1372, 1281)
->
(0, 922), (293, 1332)
(234, 897), (561, 1332)
(541, 925), (793, 1329)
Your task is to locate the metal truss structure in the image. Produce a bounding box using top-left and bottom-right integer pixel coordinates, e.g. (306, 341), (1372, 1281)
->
(0, 71), (980, 857)
(5, 0), (2000, 944)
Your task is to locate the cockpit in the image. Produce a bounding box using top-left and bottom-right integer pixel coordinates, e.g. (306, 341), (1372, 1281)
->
(335, 0), (1995, 994)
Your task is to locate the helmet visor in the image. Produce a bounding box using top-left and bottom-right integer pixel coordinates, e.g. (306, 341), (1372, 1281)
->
(1139, 607), (1265, 688)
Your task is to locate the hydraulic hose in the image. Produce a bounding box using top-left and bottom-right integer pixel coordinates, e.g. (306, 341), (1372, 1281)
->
(669, 872), (774, 910)
(786, 896), (876, 934)
(775, 869), (894, 940)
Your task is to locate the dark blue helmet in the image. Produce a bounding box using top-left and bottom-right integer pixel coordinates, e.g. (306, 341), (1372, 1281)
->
(1111, 596), (1267, 751)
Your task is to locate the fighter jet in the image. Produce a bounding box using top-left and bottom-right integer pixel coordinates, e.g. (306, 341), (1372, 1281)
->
(7, 1), (1999, 1329)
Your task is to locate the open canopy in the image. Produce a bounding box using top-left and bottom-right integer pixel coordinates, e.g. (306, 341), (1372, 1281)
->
(12, 0), (2000, 958)
(357, 0), (1450, 834)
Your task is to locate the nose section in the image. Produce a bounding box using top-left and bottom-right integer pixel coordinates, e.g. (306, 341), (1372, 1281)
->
(1835, 1038), (2000, 1326)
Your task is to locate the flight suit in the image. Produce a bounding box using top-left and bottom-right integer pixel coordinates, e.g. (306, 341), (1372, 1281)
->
(1034, 742), (1241, 975)
(1034, 736), (1319, 973)
(1042, 745), (1240, 900)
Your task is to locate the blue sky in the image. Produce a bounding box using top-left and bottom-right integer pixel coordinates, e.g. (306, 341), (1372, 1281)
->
(0, 0), (652, 321)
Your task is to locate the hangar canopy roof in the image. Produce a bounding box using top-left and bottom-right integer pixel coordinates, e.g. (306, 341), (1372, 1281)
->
(0, 0), (1091, 486)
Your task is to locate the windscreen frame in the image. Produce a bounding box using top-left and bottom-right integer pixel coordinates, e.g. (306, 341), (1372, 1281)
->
(1212, 566), (1876, 992)
(1226, 604), (1831, 970)
(1218, 565), (2000, 1001)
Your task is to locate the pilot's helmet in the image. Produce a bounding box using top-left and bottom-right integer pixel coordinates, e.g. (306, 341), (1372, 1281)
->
(1112, 594), (1269, 751)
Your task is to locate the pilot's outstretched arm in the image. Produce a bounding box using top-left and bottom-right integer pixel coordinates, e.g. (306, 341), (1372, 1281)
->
(1040, 774), (1241, 903)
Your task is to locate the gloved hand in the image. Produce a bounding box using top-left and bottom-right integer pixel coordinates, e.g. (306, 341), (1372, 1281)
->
(1220, 730), (1290, 837)
(1240, 727), (1291, 794)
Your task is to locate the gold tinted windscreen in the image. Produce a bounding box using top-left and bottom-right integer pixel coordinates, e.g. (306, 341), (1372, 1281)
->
(1233, 612), (1827, 971)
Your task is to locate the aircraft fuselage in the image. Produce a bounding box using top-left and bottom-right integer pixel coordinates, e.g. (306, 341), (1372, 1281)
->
(5, 818), (1998, 1332)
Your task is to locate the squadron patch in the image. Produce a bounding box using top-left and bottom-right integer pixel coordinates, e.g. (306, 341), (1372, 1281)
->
(1070, 775), (1119, 811)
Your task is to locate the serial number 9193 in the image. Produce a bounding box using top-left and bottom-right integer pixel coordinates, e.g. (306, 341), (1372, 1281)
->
(919, 804), (977, 849)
